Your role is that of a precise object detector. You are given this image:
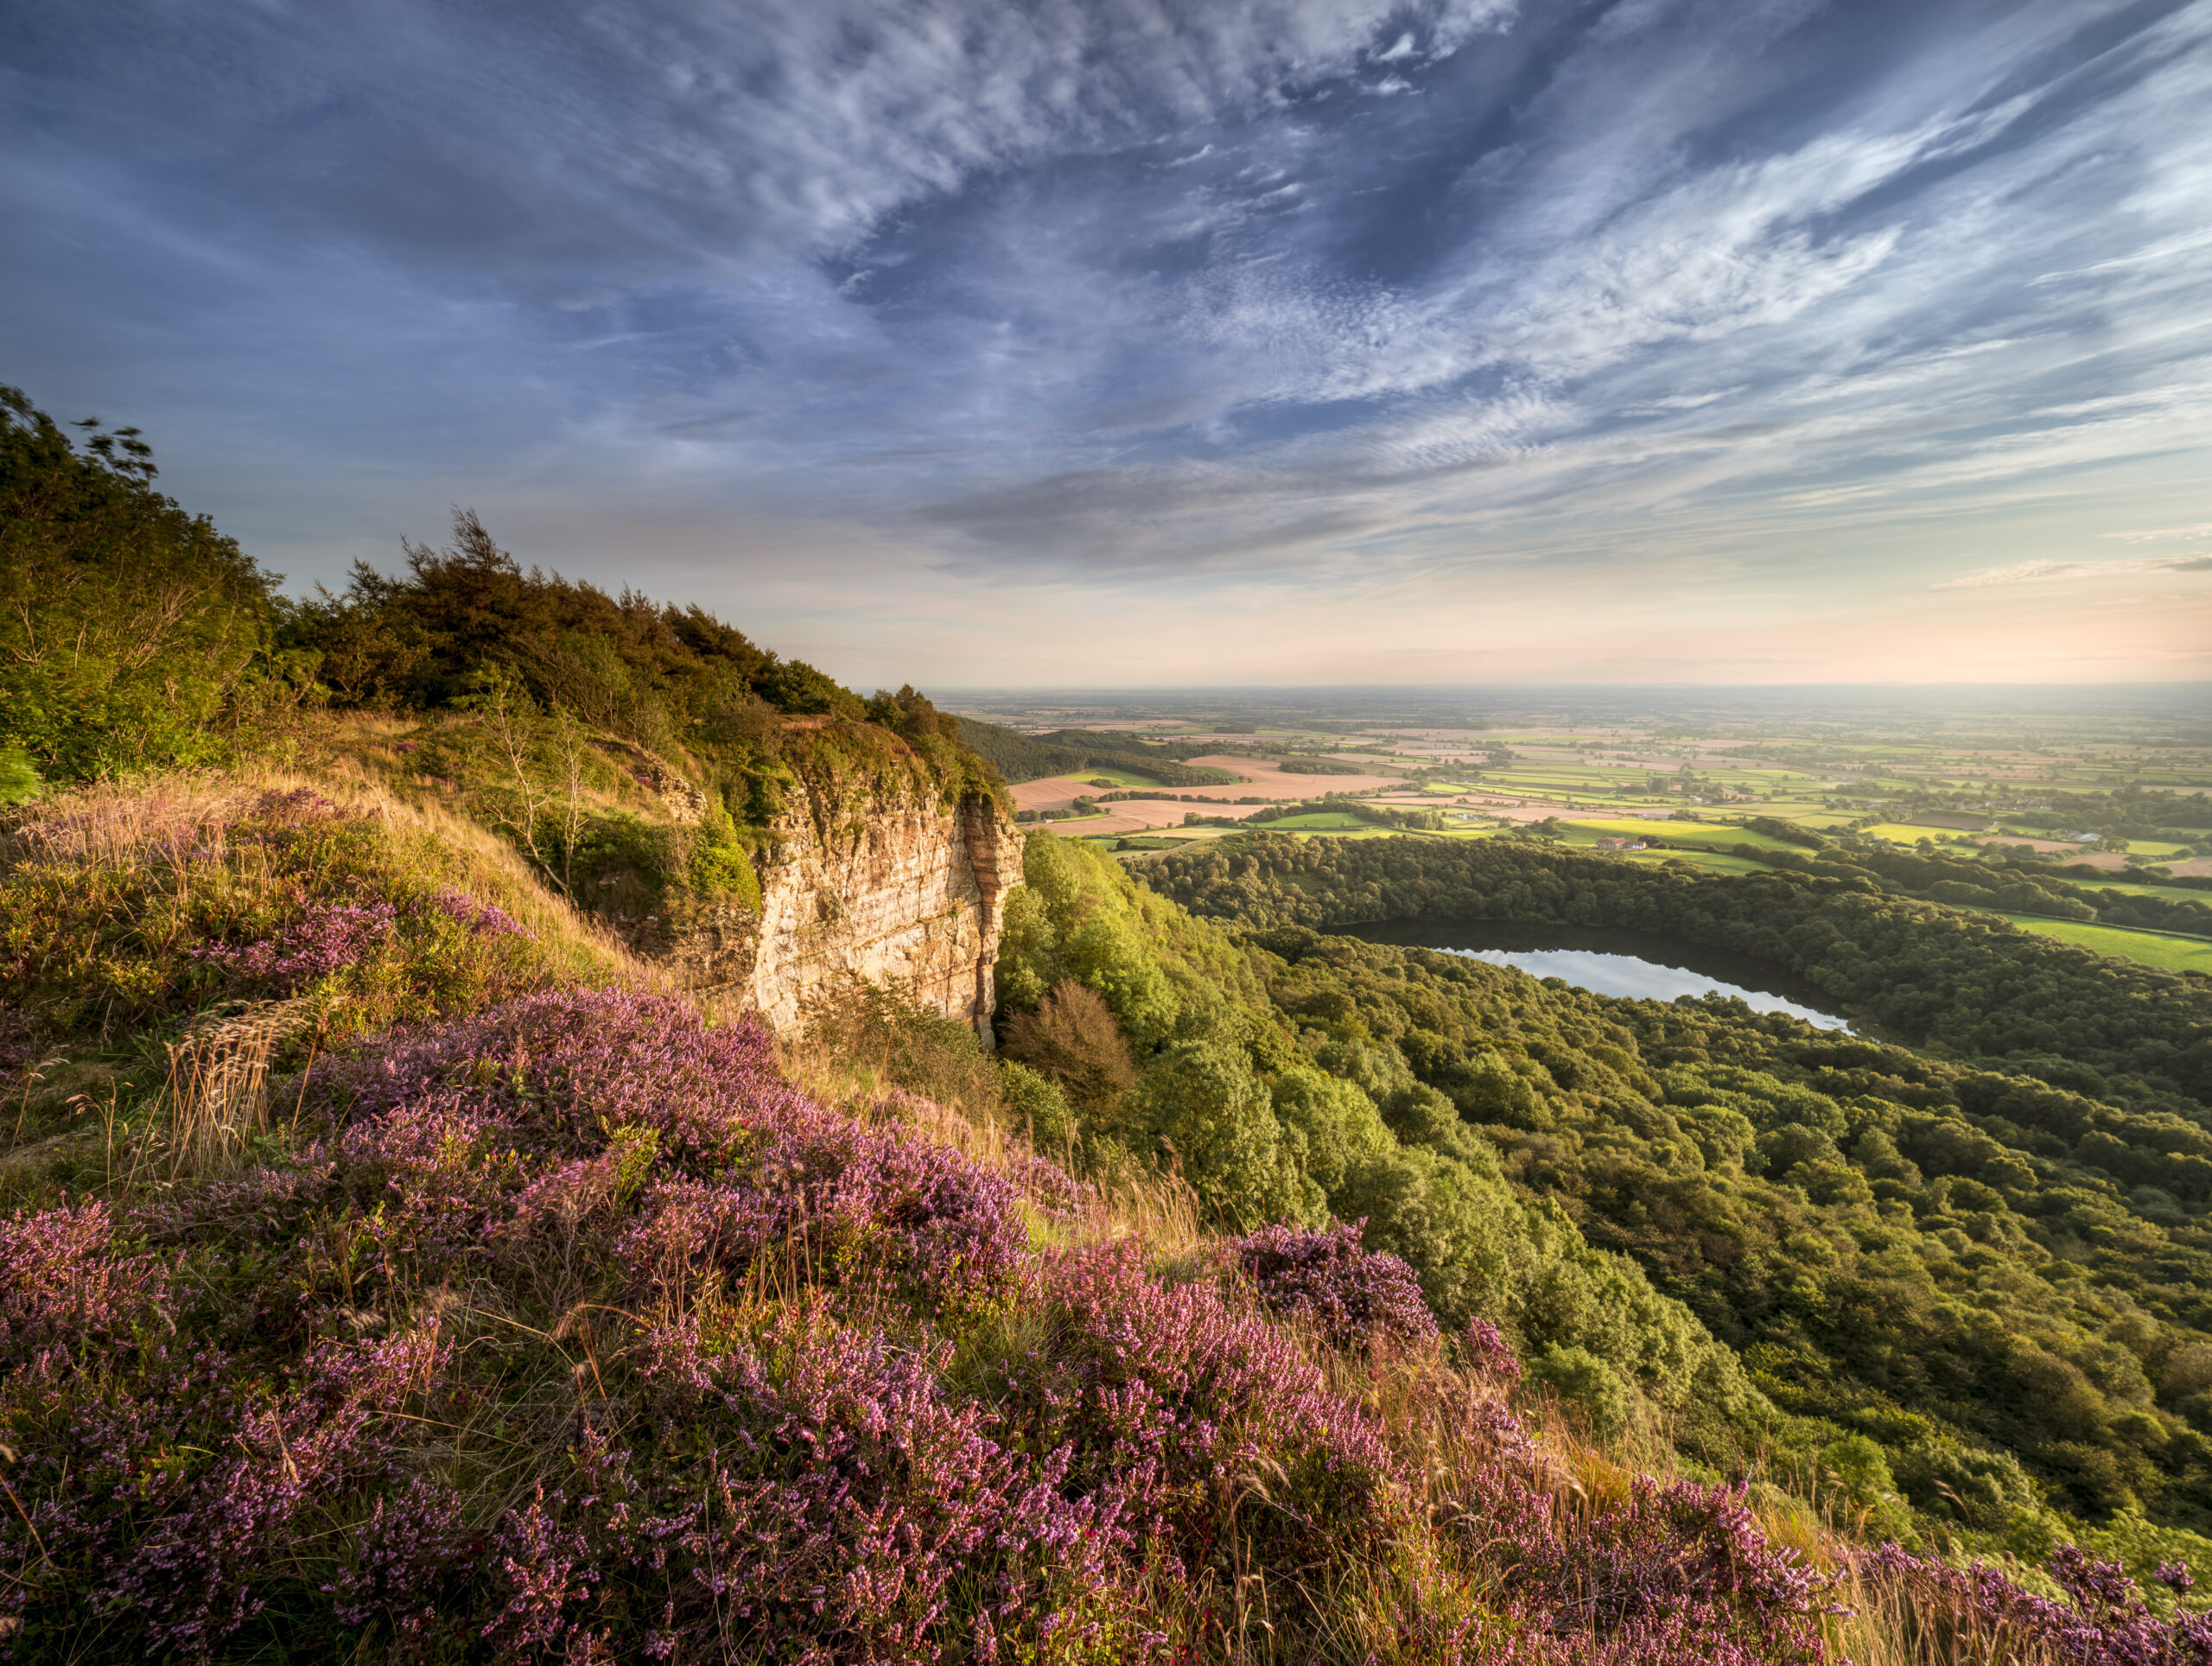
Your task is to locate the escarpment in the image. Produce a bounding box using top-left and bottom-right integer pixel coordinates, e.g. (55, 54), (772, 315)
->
(608, 723), (1022, 1043)
(744, 776), (1021, 1041)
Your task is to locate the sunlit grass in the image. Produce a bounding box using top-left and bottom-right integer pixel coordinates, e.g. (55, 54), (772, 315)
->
(1980, 912), (2212, 975)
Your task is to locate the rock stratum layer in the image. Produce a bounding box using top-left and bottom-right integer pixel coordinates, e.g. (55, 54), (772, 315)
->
(632, 757), (1023, 1043)
(747, 790), (1021, 1041)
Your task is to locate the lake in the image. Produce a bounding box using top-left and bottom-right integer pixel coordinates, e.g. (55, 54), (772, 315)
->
(1340, 919), (1853, 1031)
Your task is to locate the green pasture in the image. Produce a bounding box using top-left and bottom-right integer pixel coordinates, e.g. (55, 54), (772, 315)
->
(1074, 766), (1166, 788)
(1860, 822), (1991, 846)
(1623, 848), (1776, 876)
(1562, 817), (1799, 852)
(1264, 812), (1382, 830)
(2056, 877), (2212, 903)
(1982, 912), (2212, 976)
(1764, 806), (1864, 829)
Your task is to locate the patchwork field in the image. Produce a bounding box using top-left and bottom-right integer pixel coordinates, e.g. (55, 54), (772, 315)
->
(1181, 754), (1406, 794)
(1559, 817), (1800, 850)
(975, 695), (2212, 901)
(1982, 912), (2212, 976)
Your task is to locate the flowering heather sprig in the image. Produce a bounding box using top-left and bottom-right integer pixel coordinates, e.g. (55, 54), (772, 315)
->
(0, 987), (1878, 1663)
(1461, 1316), (1523, 1383)
(306, 989), (801, 1162)
(314, 992), (1034, 1310)
(0, 1201), (172, 1366)
(242, 787), (345, 829)
(868, 1085), (1090, 1217)
(1019, 1241), (1409, 1585)
(99, 1328), (446, 1652)
(584, 1300), (1135, 1662)
(191, 899), (399, 989)
(1861, 1541), (2212, 1665)
(420, 887), (534, 940)
(1231, 1218), (1440, 1355)
(326, 1476), (474, 1652)
(1476, 1478), (1837, 1665)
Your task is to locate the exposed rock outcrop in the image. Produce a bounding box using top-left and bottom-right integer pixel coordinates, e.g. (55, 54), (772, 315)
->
(593, 720), (1022, 1043)
(742, 786), (1020, 1042)
(607, 741), (1021, 1043)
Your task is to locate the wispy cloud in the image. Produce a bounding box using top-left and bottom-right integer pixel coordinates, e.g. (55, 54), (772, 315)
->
(1932, 555), (2212, 589)
(2, 0), (2209, 683)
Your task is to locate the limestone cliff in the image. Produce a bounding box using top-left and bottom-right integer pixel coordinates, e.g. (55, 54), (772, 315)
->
(624, 725), (1023, 1044)
(745, 785), (1021, 1042)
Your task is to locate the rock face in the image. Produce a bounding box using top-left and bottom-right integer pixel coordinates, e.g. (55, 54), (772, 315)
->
(596, 725), (1025, 1043)
(744, 786), (1023, 1043)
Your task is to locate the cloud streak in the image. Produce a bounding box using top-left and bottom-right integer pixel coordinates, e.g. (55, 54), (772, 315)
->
(3, 0), (2209, 683)
(1932, 555), (2212, 589)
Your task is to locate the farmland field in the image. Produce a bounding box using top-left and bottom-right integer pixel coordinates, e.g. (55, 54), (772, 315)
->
(1981, 912), (2212, 976)
(956, 692), (2212, 898)
(1256, 811), (1375, 830)
(1562, 817), (1800, 850)
(1620, 848), (1776, 875)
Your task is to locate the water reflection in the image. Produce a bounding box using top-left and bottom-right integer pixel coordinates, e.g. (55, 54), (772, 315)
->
(1340, 919), (1853, 1031)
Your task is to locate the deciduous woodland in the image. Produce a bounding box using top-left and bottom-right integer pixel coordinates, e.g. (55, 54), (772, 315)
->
(5, 387), (2212, 1660)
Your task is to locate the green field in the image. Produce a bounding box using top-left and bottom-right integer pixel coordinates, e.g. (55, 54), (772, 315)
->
(1983, 912), (2212, 975)
(1622, 848), (1777, 876)
(2058, 877), (2212, 902)
(1563, 817), (1798, 851)
(1756, 805), (1865, 829)
(1260, 811), (1377, 830)
(1860, 822), (1992, 847)
(1072, 766), (1166, 788)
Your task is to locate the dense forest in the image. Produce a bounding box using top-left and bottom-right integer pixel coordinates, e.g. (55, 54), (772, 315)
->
(1732, 817), (2212, 934)
(979, 830), (2207, 1556)
(1140, 834), (2211, 1115)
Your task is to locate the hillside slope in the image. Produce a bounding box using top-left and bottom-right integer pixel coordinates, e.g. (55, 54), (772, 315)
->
(0, 777), (1827, 1663)
(6, 779), (2208, 1661)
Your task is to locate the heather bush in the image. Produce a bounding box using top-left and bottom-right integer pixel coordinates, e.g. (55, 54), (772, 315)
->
(0, 982), (1893, 1663)
(1231, 1219), (1440, 1357)
(1861, 1539), (2212, 1663)
(0, 785), (553, 1052)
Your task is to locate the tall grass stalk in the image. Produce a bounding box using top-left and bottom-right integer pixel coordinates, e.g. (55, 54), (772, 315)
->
(141, 998), (310, 1182)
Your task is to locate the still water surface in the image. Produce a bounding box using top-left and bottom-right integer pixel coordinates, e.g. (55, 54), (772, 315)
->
(1340, 919), (1853, 1031)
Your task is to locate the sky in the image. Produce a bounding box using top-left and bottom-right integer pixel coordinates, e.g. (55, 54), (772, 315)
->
(5, 0), (2211, 688)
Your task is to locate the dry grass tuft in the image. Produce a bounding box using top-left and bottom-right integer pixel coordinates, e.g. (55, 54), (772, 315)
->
(143, 997), (315, 1182)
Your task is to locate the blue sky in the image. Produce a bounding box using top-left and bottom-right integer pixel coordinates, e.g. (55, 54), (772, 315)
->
(6, 0), (2209, 685)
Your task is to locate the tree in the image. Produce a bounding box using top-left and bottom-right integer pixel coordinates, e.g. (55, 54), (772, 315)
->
(0, 385), (286, 777)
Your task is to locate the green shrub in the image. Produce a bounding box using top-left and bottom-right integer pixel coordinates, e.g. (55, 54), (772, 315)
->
(999, 1059), (1078, 1152)
(1529, 1344), (1638, 1437)
(0, 747), (38, 805)
(1, 386), (294, 779)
